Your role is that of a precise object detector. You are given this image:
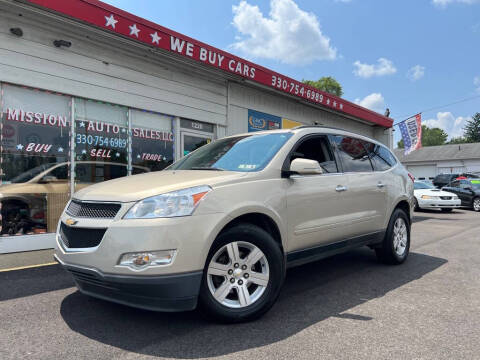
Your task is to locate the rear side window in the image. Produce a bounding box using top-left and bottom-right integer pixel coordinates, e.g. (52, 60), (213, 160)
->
(364, 142), (397, 171)
(332, 136), (373, 173)
(290, 135), (338, 173)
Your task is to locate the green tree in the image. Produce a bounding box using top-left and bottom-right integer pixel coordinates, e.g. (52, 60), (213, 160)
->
(397, 125), (448, 148)
(303, 76), (343, 97)
(447, 136), (470, 144)
(463, 112), (480, 143)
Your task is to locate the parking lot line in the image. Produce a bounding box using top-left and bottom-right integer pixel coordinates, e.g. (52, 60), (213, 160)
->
(0, 262), (58, 273)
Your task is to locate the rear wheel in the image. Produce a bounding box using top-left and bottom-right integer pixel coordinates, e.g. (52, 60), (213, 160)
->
(198, 223), (284, 323)
(473, 197), (480, 212)
(441, 208), (453, 213)
(375, 208), (410, 265)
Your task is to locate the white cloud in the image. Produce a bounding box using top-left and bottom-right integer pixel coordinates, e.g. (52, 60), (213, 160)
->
(354, 93), (385, 113)
(432, 0), (480, 7)
(231, 0), (337, 65)
(474, 76), (480, 92)
(407, 65), (425, 81)
(353, 58), (397, 78)
(423, 112), (470, 139)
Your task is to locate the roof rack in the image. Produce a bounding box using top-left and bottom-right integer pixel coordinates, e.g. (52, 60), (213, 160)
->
(291, 125), (346, 131)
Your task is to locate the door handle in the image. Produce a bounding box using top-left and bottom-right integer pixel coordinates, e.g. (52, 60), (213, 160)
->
(377, 182), (385, 188)
(336, 185), (348, 192)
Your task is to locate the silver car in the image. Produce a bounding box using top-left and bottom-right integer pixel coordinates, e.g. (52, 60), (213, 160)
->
(54, 127), (414, 322)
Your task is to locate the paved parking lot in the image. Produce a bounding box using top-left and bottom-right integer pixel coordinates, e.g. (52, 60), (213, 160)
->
(1, 209), (479, 360)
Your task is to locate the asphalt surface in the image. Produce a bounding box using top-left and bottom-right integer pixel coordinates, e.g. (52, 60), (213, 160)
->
(1, 209), (479, 359)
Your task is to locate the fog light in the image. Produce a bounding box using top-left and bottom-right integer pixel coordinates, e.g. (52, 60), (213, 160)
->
(118, 250), (176, 270)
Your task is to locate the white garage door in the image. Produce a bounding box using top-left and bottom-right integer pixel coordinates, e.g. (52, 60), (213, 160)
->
(407, 165), (437, 180)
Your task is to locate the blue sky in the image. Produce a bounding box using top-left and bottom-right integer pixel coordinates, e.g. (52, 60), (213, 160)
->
(103, 0), (480, 146)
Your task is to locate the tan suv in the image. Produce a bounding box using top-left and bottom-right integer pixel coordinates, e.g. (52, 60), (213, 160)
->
(54, 127), (414, 322)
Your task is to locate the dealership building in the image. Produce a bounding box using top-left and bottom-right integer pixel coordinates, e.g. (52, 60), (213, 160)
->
(0, 0), (393, 253)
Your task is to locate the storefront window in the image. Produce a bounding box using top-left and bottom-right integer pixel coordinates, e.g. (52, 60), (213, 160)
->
(0, 84), (71, 235)
(73, 99), (129, 190)
(0, 85), (183, 242)
(130, 109), (174, 172)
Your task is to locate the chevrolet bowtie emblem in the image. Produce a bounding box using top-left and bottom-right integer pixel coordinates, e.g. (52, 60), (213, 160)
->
(65, 218), (78, 226)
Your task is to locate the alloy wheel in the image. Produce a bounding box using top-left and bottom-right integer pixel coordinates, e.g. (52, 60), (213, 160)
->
(392, 218), (408, 256)
(207, 241), (269, 308)
(474, 198), (480, 212)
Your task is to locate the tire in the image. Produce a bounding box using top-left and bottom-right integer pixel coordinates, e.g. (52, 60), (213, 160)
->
(198, 223), (285, 323)
(413, 198), (419, 211)
(441, 208), (453, 213)
(375, 208), (410, 265)
(473, 197), (480, 212)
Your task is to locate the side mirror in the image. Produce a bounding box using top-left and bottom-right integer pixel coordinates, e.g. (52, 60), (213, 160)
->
(39, 175), (58, 183)
(289, 158), (323, 176)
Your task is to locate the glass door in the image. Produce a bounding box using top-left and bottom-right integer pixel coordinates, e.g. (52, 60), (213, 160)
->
(181, 132), (212, 157)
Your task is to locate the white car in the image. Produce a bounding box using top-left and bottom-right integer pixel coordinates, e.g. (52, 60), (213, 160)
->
(414, 181), (460, 212)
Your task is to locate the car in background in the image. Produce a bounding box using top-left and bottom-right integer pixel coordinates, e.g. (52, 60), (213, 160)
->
(413, 181), (460, 212)
(432, 173), (479, 188)
(443, 179), (480, 212)
(0, 162), (149, 235)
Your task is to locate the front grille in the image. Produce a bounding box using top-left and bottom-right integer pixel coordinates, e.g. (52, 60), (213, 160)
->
(66, 200), (121, 219)
(440, 196), (452, 200)
(60, 222), (106, 249)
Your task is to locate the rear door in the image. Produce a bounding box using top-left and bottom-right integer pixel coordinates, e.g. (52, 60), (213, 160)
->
(285, 135), (348, 252)
(330, 135), (384, 239)
(459, 180), (475, 206)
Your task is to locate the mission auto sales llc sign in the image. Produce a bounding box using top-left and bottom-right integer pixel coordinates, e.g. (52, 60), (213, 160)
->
(25, 0), (392, 128)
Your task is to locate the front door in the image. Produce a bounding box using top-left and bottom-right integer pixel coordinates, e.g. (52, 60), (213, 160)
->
(285, 135), (348, 252)
(181, 132), (212, 157)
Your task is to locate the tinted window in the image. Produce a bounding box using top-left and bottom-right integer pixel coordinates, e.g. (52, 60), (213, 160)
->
(364, 142), (396, 171)
(332, 136), (373, 173)
(291, 136), (338, 173)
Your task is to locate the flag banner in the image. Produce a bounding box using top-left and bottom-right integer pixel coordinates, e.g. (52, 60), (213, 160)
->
(399, 114), (422, 155)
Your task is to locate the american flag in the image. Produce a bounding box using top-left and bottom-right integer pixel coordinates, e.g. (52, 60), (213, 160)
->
(399, 114), (422, 155)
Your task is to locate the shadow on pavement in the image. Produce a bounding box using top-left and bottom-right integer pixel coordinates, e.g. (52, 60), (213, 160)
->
(60, 248), (446, 358)
(0, 264), (74, 302)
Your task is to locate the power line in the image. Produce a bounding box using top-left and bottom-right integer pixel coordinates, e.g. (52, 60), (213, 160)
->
(393, 94), (480, 126)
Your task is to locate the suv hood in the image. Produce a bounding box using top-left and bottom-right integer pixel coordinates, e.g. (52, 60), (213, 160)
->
(74, 170), (247, 202)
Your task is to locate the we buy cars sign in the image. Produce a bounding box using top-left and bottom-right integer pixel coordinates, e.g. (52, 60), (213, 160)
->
(25, 0), (392, 128)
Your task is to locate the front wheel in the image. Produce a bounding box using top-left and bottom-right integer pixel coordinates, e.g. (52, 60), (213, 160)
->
(198, 224), (285, 323)
(375, 208), (410, 265)
(473, 197), (480, 212)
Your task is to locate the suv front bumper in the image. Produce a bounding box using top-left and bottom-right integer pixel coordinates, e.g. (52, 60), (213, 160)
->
(55, 254), (203, 312)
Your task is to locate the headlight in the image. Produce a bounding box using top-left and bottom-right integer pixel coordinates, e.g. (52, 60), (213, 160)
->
(421, 195), (438, 200)
(124, 185), (211, 219)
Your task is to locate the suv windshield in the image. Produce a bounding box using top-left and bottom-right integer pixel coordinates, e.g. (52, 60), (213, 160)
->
(170, 133), (293, 172)
(414, 182), (434, 190)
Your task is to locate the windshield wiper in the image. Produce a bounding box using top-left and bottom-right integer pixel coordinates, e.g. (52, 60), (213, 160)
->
(190, 167), (225, 171)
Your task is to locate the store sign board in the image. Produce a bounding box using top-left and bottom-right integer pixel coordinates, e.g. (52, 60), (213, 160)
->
(25, 0), (392, 128)
(248, 110), (281, 132)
